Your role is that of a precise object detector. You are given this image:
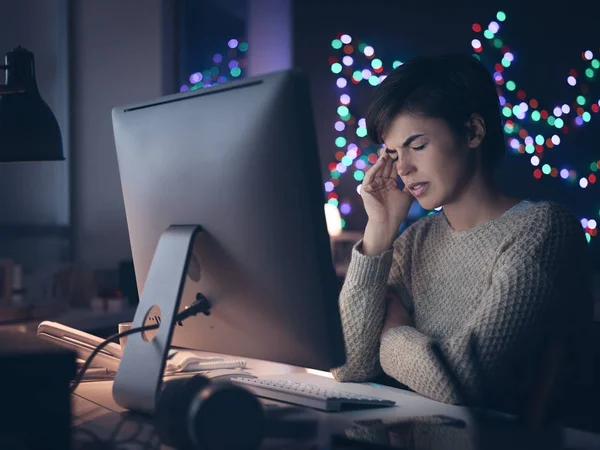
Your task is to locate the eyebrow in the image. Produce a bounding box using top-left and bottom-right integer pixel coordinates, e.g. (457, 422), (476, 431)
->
(402, 133), (425, 147)
(385, 133), (425, 153)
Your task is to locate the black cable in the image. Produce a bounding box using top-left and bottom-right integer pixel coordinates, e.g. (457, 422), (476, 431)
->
(70, 297), (211, 394)
(70, 323), (158, 394)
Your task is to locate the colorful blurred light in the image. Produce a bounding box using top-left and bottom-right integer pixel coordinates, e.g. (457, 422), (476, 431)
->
(340, 34), (352, 44)
(324, 13), (598, 236)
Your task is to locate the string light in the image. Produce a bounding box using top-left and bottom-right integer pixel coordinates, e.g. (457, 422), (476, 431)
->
(472, 20), (599, 181)
(325, 12), (598, 241)
(180, 38), (248, 92)
(471, 12), (598, 242)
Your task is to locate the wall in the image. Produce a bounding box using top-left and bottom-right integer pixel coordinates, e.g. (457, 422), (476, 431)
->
(0, 0), (291, 271)
(0, 0), (70, 268)
(70, 0), (175, 269)
(246, 0), (292, 76)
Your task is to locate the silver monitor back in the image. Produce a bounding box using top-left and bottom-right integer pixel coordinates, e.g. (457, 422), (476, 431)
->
(112, 70), (346, 371)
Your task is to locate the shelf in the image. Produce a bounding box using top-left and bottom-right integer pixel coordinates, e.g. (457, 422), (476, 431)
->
(0, 224), (70, 238)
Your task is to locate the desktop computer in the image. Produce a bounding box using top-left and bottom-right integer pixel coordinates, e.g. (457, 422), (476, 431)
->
(109, 70), (395, 414)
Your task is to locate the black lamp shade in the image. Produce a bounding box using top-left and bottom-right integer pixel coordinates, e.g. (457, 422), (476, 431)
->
(0, 46), (64, 162)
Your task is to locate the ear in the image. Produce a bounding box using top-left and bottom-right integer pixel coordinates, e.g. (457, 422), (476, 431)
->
(465, 114), (486, 149)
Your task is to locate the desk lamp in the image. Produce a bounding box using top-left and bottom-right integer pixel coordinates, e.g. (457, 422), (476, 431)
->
(0, 47), (69, 446)
(0, 46), (63, 162)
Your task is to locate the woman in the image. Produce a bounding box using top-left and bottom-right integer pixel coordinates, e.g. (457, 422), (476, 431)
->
(331, 54), (593, 419)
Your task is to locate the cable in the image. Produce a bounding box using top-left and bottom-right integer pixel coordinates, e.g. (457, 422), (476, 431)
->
(70, 323), (157, 393)
(70, 296), (211, 394)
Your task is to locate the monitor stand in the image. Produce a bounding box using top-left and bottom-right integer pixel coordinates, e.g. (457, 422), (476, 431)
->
(112, 225), (204, 414)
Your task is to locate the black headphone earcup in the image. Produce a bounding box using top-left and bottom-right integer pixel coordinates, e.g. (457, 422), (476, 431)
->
(156, 374), (211, 450)
(188, 382), (266, 450)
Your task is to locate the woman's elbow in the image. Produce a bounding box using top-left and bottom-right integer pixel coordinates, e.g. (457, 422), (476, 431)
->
(442, 393), (464, 405)
(406, 383), (466, 406)
(330, 366), (372, 383)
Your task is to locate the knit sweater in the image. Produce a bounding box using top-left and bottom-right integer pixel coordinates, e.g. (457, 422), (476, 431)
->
(331, 200), (593, 414)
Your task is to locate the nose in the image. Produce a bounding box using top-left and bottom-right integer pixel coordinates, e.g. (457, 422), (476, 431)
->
(395, 151), (415, 179)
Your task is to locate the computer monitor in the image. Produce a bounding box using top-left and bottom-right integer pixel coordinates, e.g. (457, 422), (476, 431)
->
(111, 70), (346, 412)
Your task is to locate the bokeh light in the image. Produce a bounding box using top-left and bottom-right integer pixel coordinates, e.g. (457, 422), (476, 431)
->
(322, 10), (598, 236)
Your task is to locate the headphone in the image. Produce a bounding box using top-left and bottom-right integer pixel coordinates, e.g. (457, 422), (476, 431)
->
(155, 374), (266, 450)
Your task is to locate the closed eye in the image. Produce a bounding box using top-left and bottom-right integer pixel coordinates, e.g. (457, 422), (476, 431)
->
(384, 148), (399, 161)
(412, 144), (426, 151)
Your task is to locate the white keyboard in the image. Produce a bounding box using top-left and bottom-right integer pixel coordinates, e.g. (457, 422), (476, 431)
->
(231, 377), (395, 412)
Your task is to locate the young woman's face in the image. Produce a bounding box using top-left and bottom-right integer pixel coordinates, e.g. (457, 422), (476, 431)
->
(382, 113), (480, 211)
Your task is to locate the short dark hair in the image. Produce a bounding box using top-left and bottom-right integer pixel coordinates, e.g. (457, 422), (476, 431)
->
(366, 54), (505, 172)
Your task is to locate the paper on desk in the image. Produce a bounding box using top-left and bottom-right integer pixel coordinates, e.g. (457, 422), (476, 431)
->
(76, 352), (246, 379)
(164, 351), (246, 373)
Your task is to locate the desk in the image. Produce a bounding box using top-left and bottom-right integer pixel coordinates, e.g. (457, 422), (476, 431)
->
(72, 352), (600, 450)
(0, 306), (136, 337)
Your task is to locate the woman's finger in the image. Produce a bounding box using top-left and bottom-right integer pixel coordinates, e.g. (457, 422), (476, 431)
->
(362, 152), (387, 186)
(382, 152), (395, 179)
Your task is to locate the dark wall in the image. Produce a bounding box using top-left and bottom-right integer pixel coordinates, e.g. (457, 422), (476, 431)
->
(293, 0), (600, 268)
(0, 0), (70, 269)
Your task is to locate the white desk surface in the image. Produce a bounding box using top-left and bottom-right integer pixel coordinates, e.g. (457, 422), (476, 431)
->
(71, 350), (600, 449)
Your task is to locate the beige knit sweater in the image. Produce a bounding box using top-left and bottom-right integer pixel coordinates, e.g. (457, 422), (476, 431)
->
(332, 201), (593, 413)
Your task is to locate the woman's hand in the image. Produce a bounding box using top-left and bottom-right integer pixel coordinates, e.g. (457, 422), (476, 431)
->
(380, 288), (413, 342)
(360, 150), (414, 255)
(361, 149), (414, 230)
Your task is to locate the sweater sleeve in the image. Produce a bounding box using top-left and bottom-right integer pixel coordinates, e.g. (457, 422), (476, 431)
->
(378, 210), (586, 405)
(331, 234), (413, 382)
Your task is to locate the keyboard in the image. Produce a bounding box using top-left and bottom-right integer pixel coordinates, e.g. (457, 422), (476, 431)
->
(231, 377), (396, 412)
